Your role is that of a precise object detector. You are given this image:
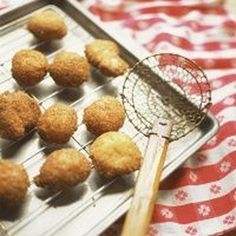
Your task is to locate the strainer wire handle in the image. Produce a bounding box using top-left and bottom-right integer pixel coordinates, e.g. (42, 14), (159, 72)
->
(121, 120), (172, 236)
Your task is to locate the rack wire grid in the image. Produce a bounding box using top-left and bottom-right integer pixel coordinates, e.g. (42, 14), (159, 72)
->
(0, 5), (147, 236)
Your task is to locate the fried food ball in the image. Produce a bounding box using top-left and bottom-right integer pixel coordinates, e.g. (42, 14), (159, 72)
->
(27, 10), (67, 41)
(0, 91), (41, 140)
(11, 49), (48, 87)
(37, 104), (77, 144)
(49, 52), (89, 87)
(85, 39), (129, 76)
(83, 96), (125, 136)
(34, 148), (91, 189)
(90, 132), (142, 177)
(0, 160), (29, 207)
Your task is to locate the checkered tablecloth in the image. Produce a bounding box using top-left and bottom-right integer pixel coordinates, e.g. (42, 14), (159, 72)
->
(1, 0), (235, 235)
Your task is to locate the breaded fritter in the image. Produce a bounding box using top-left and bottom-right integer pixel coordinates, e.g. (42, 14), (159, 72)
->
(34, 148), (91, 189)
(90, 132), (142, 177)
(85, 39), (129, 76)
(27, 10), (67, 41)
(0, 160), (29, 207)
(83, 96), (125, 136)
(49, 51), (89, 87)
(12, 49), (48, 87)
(0, 91), (41, 140)
(37, 103), (77, 144)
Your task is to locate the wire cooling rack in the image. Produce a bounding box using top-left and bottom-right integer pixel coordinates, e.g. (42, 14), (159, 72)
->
(0, 5), (147, 236)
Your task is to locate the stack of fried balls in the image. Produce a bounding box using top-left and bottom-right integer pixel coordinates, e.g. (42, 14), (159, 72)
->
(0, 10), (142, 208)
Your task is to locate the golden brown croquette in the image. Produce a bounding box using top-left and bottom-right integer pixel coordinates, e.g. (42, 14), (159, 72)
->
(85, 39), (129, 76)
(27, 10), (67, 41)
(0, 91), (41, 140)
(49, 52), (89, 87)
(34, 148), (91, 189)
(83, 96), (125, 136)
(0, 160), (29, 207)
(90, 132), (142, 177)
(37, 104), (77, 144)
(12, 49), (48, 87)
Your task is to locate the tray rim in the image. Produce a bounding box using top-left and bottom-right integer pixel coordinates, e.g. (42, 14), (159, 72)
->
(0, 0), (219, 235)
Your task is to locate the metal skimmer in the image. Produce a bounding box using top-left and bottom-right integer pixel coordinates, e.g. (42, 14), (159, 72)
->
(121, 53), (212, 236)
(121, 53), (211, 140)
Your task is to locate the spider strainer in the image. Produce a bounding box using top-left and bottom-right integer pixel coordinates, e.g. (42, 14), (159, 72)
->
(121, 53), (211, 236)
(121, 53), (211, 141)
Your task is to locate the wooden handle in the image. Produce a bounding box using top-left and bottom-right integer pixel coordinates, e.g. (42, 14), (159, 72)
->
(121, 120), (172, 236)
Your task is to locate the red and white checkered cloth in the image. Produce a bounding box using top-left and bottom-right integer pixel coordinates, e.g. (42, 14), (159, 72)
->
(1, 0), (235, 235)
(87, 0), (236, 235)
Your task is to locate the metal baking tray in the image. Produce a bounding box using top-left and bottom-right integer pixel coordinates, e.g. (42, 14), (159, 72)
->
(0, 1), (219, 236)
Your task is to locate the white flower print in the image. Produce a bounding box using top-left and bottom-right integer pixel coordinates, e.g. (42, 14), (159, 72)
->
(189, 171), (198, 182)
(219, 161), (231, 173)
(198, 204), (211, 217)
(160, 208), (173, 219)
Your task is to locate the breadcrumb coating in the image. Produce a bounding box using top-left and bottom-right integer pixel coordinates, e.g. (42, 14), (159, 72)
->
(90, 132), (142, 177)
(49, 51), (89, 87)
(12, 49), (48, 87)
(85, 39), (129, 76)
(37, 103), (77, 144)
(0, 91), (41, 140)
(83, 96), (125, 136)
(27, 10), (67, 41)
(34, 148), (91, 189)
(0, 160), (29, 207)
